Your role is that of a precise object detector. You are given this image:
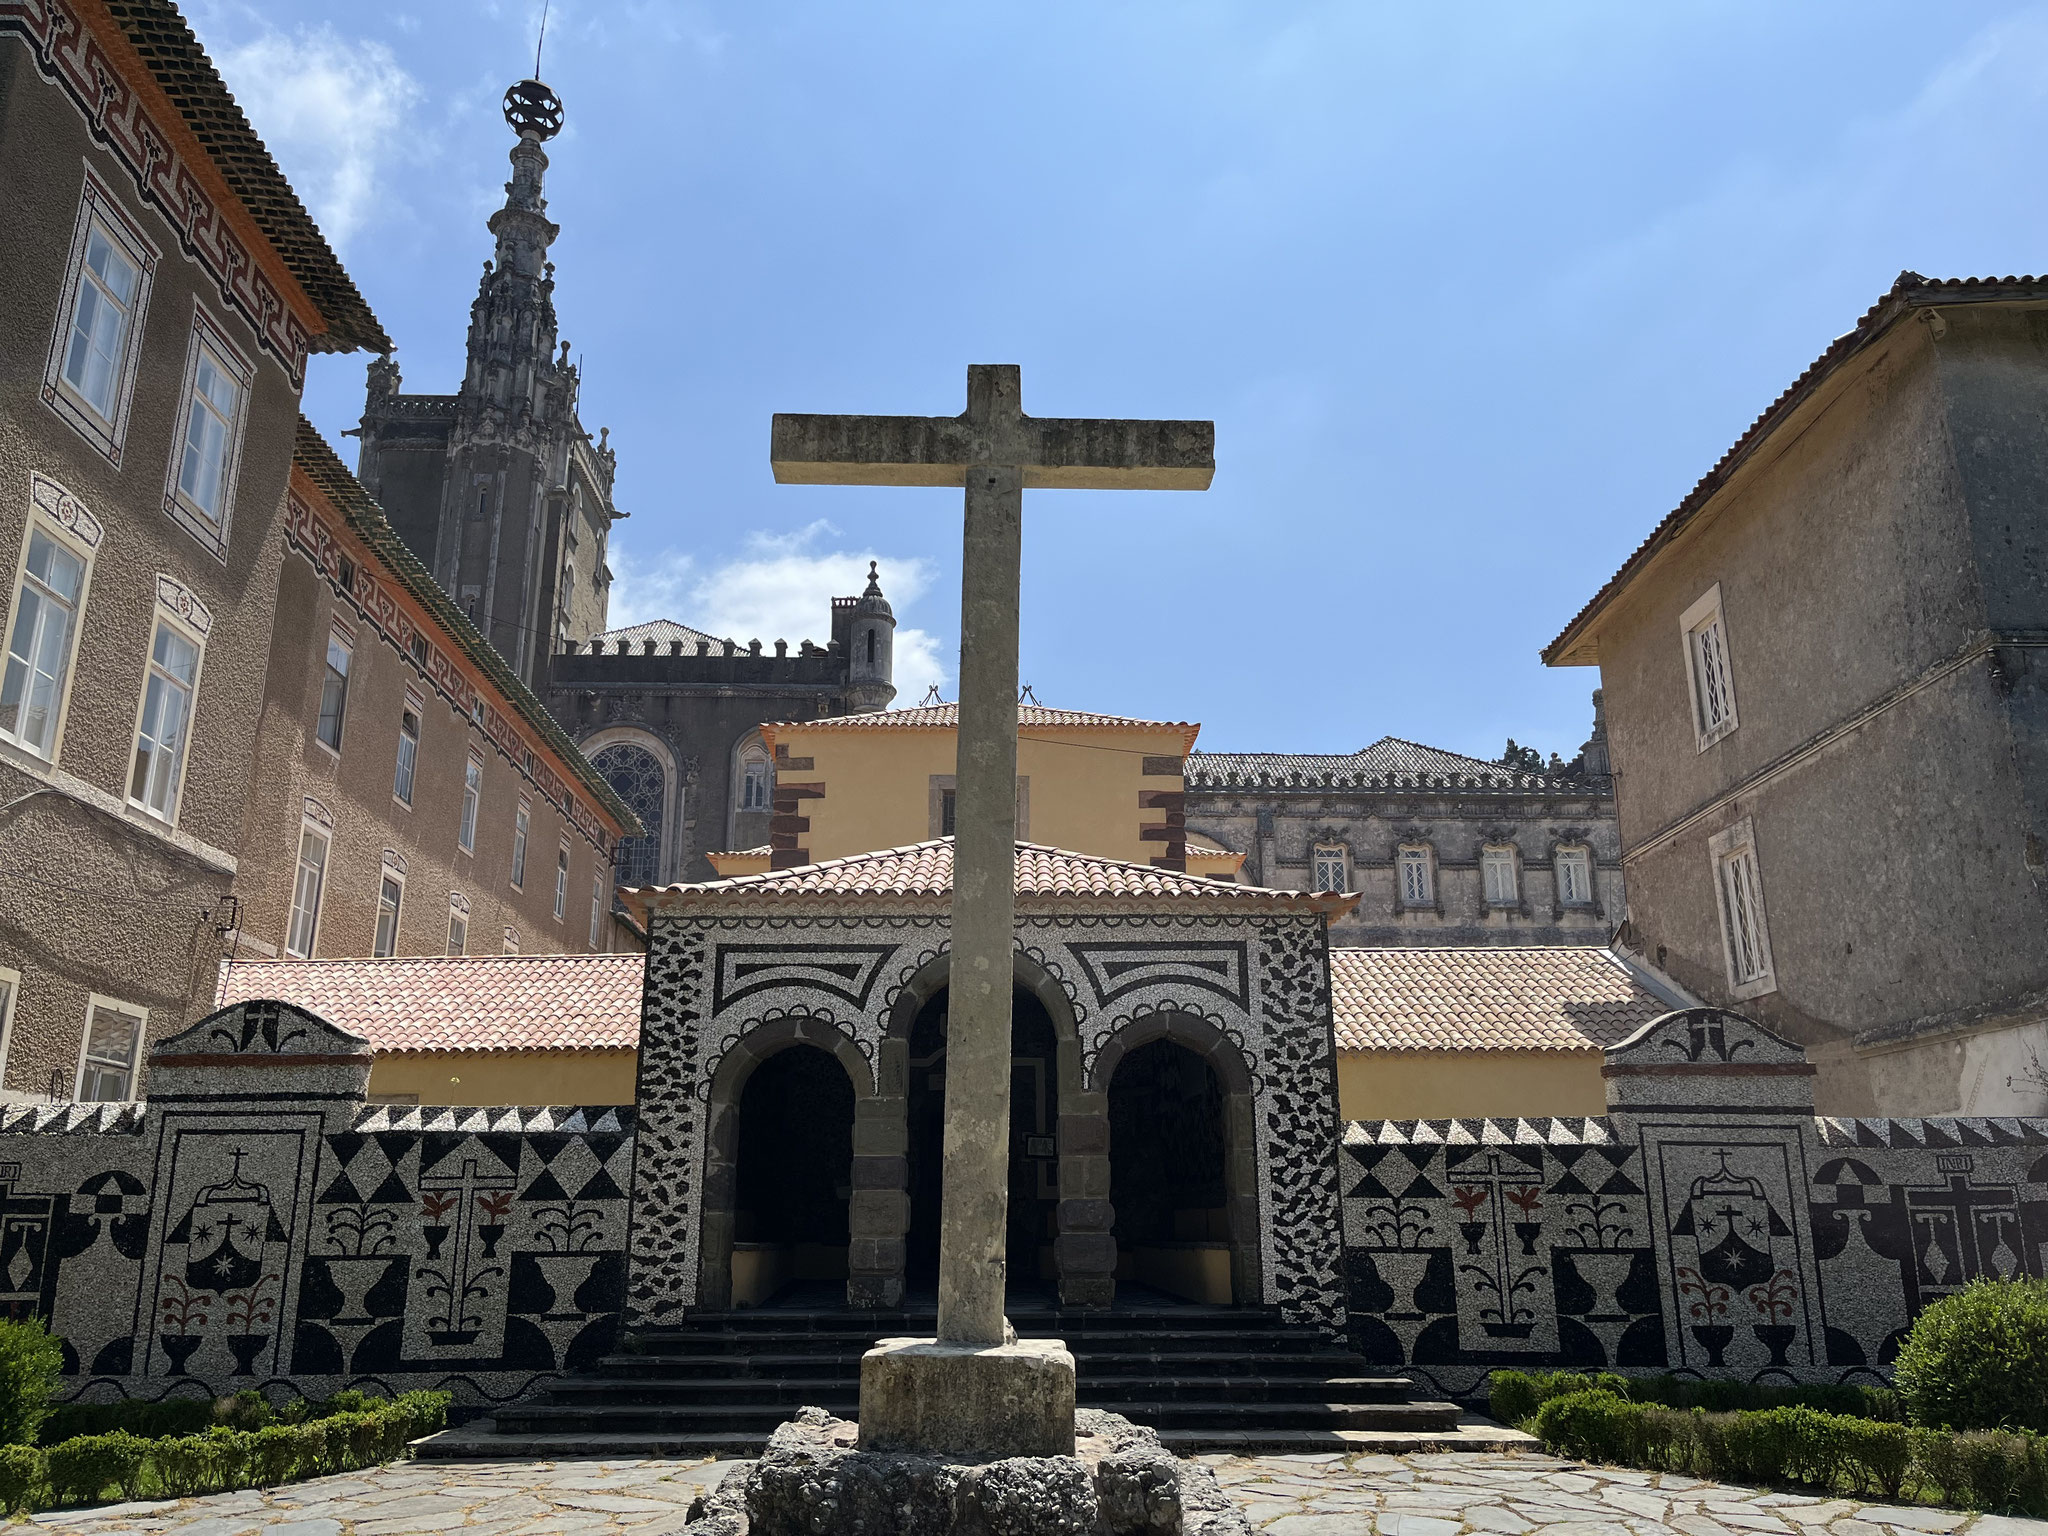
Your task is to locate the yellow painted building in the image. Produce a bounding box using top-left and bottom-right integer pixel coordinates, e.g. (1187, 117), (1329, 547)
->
(715, 702), (1205, 873)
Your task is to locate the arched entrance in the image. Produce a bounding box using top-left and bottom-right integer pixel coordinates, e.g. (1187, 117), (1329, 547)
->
(697, 1022), (869, 1310)
(905, 984), (1062, 1300)
(731, 1046), (854, 1306)
(1097, 1018), (1261, 1308)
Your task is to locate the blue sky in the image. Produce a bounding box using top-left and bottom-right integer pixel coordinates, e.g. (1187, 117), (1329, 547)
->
(197, 1), (2048, 760)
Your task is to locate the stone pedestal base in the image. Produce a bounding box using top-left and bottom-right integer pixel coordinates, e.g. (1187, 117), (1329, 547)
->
(858, 1336), (1076, 1458)
(680, 1406), (1254, 1535)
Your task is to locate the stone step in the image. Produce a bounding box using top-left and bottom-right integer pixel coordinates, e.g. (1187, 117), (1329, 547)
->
(534, 1374), (1425, 1407)
(587, 1350), (1395, 1382)
(618, 1328), (1345, 1358)
(487, 1398), (1464, 1437)
(417, 1412), (1531, 1461)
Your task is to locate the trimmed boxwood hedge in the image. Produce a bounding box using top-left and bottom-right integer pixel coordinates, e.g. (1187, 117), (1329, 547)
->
(1491, 1371), (2048, 1515)
(0, 1391), (448, 1513)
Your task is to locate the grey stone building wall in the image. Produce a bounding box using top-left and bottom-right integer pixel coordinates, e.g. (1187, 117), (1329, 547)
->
(1545, 278), (2048, 1118)
(1186, 726), (1621, 949)
(547, 573), (897, 886)
(0, 12), (380, 1098)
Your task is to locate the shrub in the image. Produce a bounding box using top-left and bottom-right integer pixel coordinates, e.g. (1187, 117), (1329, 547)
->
(0, 1320), (64, 1448)
(41, 1396), (212, 1446)
(0, 1444), (42, 1513)
(216, 1390), (274, 1432)
(1896, 1279), (2048, 1433)
(1531, 1389), (1642, 1464)
(149, 1434), (222, 1498)
(207, 1426), (253, 1490)
(394, 1390), (450, 1440)
(45, 1431), (148, 1505)
(1488, 1369), (1628, 1428)
(250, 1424), (303, 1487)
(1836, 1417), (1912, 1499)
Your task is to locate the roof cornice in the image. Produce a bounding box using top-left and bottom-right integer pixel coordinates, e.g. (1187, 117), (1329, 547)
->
(1542, 272), (2048, 667)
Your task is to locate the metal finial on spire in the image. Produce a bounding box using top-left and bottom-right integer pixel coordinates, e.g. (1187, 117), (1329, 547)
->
(535, 0), (550, 78)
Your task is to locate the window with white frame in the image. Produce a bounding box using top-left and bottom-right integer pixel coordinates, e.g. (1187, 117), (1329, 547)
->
(589, 871), (605, 949)
(511, 803), (530, 888)
(393, 700), (421, 806)
(1482, 844), (1519, 905)
(1, 522), (91, 759)
(503, 926), (520, 955)
(45, 175), (155, 459)
(373, 867), (404, 958)
(739, 748), (771, 811)
(1398, 845), (1435, 908)
(554, 843), (570, 921)
(1680, 584), (1739, 751)
(76, 997), (145, 1102)
(0, 966), (18, 1083)
(1311, 844), (1348, 893)
(164, 312), (251, 556)
(459, 755), (482, 853)
(286, 815), (330, 958)
(315, 629), (351, 751)
(128, 608), (204, 823)
(447, 892), (469, 956)
(1555, 846), (1594, 907)
(1709, 818), (1776, 996)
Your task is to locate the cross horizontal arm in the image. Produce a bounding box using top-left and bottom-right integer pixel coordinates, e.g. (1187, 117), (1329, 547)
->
(771, 413), (1215, 491)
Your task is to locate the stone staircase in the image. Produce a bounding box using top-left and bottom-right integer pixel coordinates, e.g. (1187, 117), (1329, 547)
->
(422, 1301), (1495, 1458)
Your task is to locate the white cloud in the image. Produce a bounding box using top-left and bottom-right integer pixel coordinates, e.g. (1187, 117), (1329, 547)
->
(208, 22), (420, 251)
(609, 527), (950, 703)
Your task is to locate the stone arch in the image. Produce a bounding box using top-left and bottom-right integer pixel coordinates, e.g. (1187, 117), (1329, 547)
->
(581, 727), (682, 885)
(884, 949), (1107, 1304)
(725, 729), (773, 852)
(697, 1014), (874, 1310)
(1093, 1010), (1262, 1307)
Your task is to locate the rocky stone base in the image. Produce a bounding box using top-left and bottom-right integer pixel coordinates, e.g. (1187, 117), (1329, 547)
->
(682, 1406), (1254, 1536)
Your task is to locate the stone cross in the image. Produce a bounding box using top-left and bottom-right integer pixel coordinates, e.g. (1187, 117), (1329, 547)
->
(773, 365), (1213, 1349)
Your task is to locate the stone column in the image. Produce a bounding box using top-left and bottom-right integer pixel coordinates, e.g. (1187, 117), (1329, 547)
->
(1055, 1088), (1116, 1308)
(848, 1073), (909, 1308)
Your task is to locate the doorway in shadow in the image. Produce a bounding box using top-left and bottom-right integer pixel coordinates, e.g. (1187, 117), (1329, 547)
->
(1108, 1037), (1235, 1304)
(731, 1044), (854, 1306)
(905, 985), (1061, 1298)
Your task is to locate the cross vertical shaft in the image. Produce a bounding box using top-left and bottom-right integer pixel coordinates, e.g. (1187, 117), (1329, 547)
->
(941, 458), (1023, 1345)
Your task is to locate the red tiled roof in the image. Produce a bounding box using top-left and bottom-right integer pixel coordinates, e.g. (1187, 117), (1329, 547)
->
(1544, 272), (2048, 666)
(1330, 946), (1672, 1053)
(215, 954), (644, 1055)
(635, 838), (1354, 917)
(766, 703), (1201, 752)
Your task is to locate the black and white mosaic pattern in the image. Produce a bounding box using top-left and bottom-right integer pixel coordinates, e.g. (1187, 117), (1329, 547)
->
(0, 1003), (634, 1412)
(623, 899), (1350, 1329)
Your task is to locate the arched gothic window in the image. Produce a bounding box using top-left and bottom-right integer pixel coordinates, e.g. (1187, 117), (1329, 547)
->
(592, 742), (665, 886)
(738, 742), (771, 812)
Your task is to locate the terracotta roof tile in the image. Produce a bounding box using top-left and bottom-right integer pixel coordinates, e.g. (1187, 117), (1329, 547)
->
(1187, 736), (1556, 792)
(768, 703), (1201, 751)
(1330, 946), (1671, 1053)
(638, 838), (1353, 917)
(215, 954), (644, 1055)
(588, 618), (732, 653)
(1544, 271), (2048, 665)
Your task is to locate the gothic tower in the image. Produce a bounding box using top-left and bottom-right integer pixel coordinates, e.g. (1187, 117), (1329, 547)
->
(842, 561), (898, 713)
(355, 78), (621, 692)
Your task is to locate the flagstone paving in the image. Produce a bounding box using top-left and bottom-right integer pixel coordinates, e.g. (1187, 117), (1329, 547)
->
(17, 1450), (2048, 1534)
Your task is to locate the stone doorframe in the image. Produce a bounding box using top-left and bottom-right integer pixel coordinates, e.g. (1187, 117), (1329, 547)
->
(1089, 1011), (1264, 1310)
(696, 1013), (876, 1310)
(870, 950), (1099, 1307)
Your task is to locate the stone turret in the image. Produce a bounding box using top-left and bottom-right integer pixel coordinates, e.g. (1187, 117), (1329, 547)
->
(844, 561), (897, 712)
(355, 77), (621, 692)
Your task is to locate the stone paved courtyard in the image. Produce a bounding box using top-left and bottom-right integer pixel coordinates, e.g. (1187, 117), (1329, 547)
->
(18, 1451), (2048, 1535)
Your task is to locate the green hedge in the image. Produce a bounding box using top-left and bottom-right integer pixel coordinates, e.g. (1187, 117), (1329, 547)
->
(0, 1391), (448, 1513)
(1895, 1278), (2048, 1434)
(1488, 1369), (1898, 1428)
(1518, 1388), (2048, 1514)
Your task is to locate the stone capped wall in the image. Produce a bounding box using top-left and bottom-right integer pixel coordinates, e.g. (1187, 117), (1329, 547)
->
(0, 1000), (632, 1413)
(1340, 1006), (2043, 1398)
